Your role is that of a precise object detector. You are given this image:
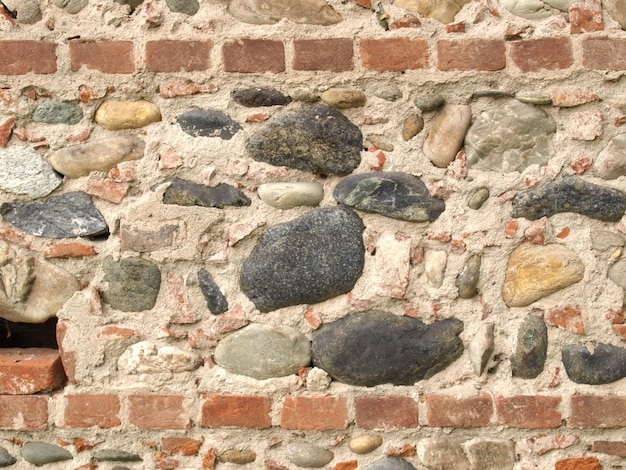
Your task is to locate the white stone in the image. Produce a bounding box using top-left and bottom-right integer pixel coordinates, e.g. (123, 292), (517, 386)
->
(117, 341), (202, 374)
(424, 250), (448, 288)
(257, 182), (323, 209)
(306, 367), (331, 391)
(0, 147), (62, 198)
(373, 232), (411, 299)
(396, 0), (471, 23)
(501, 0), (554, 17)
(467, 323), (494, 376)
(593, 133), (626, 179)
(423, 104), (472, 168)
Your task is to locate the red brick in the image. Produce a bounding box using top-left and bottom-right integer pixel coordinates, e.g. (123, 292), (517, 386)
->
(201, 395), (271, 428)
(437, 39), (505, 71)
(82, 176), (130, 204)
(0, 115), (15, 147)
(0, 41), (57, 75)
(390, 16), (421, 29)
(43, 241), (97, 259)
(355, 396), (418, 429)
(497, 396), (562, 428)
(555, 456), (601, 470)
(129, 395), (190, 430)
(570, 395), (626, 428)
(69, 40), (135, 73)
(424, 393), (493, 427)
(161, 437), (202, 456)
(222, 39), (285, 73)
(281, 396), (348, 430)
(96, 326), (137, 339)
(510, 37), (573, 72)
(545, 306), (585, 334)
(332, 461), (358, 470)
(56, 320), (77, 384)
(63, 394), (121, 428)
(146, 40), (212, 72)
(0, 348), (66, 394)
(569, 0), (603, 33)
(583, 37), (626, 70)
(359, 38), (429, 72)
(350, 0), (371, 7)
(0, 395), (48, 430)
(293, 39), (353, 72)
(592, 440), (626, 457)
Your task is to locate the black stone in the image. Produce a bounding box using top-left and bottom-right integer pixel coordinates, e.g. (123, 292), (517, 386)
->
(177, 109), (242, 139)
(333, 172), (445, 222)
(0, 447), (16, 467)
(165, 0), (199, 15)
(102, 257), (161, 312)
(93, 449), (142, 462)
(511, 176), (626, 222)
(233, 88), (291, 107)
(511, 316), (547, 379)
(247, 104), (362, 176)
(198, 269), (228, 315)
(0, 191), (109, 239)
(240, 207), (365, 312)
(562, 342), (626, 384)
(362, 457), (417, 470)
(312, 311), (464, 386)
(162, 178), (250, 208)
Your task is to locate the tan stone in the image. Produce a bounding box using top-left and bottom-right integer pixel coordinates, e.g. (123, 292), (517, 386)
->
(423, 104), (472, 168)
(228, 0), (342, 25)
(320, 88), (366, 109)
(502, 244), (584, 308)
(602, 0), (626, 28)
(395, 0), (471, 23)
(349, 435), (383, 454)
(94, 100), (162, 130)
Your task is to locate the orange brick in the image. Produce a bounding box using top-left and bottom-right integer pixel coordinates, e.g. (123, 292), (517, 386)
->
(437, 39), (505, 71)
(0, 41), (57, 75)
(201, 395), (271, 429)
(222, 39), (285, 73)
(63, 394), (121, 428)
(510, 37), (573, 72)
(424, 393), (493, 427)
(129, 395), (190, 430)
(355, 396), (418, 429)
(569, 0), (603, 33)
(161, 437), (202, 456)
(293, 38), (353, 72)
(570, 395), (626, 428)
(497, 396), (562, 428)
(0, 395), (48, 430)
(69, 40), (135, 73)
(360, 38), (429, 72)
(0, 115), (15, 147)
(555, 456), (601, 470)
(0, 348), (66, 395)
(43, 241), (97, 259)
(146, 40), (212, 72)
(281, 396), (348, 430)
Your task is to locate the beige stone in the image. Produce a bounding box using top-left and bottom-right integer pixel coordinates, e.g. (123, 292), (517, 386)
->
(603, 0), (626, 28)
(94, 100), (162, 130)
(423, 104), (472, 168)
(228, 0), (342, 25)
(502, 244), (584, 307)
(403, 113), (424, 141)
(320, 88), (366, 109)
(349, 435), (383, 454)
(425, 249), (448, 288)
(395, 0), (471, 23)
(257, 182), (323, 209)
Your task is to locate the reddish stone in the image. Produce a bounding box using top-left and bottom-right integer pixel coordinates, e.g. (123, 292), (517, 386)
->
(551, 87), (600, 107)
(355, 396), (418, 429)
(332, 461), (358, 470)
(281, 396), (348, 430)
(202, 395), (272, 429)
(496, 395), (562, 428)
(159, 79), (217, 99)
(304, 308), (322, 329)
(166, 272), (199, 324)
(555, 456), (601, 470)
(43, 241), (97, 259)
(390, 16), (421, 28)
(69, 40), (135, 73)
(216, 304), (249, 333)
(97, 326), (137, 339)
(510, 38), (573, 72)
(222, 39), (285, 73)
(146, 40), (212, 72)
(265, 461), (288, 470)
(21, 86), (52, 101)
(0, 88), (12, 106)
(55, 321), (77, 384)
(0, 348), (66, 395)
(525, 218), (547, 244)
(424, 393), (493, 427)
(203, 448), (218, 469)
(158, 147), (183, 169)
(156, 456), (179, 469)
(450, 239), (466, 254)
(73, 438), (96, 452)
(293, 39), (353, 72)
(65, 128), (93, 144)
(505, 220), (518, 238)
(387, 444), (415, 457)
(0, 115), (15, 147)
(570, 155), (592, 174)
(446, 22), (466, 32)
(525, 433), (579, 455)
(78, 84), (114, 103)
(569, 0), (603, 33)
(0, 41), (57, 74)
(63, 394), (121, 428)
(128, 395), (190, 430)
(246, 113), (270, 122)
(350, 0), (371, 7)
(545, 306), (585, 334)
(613, 324), (626, 340)
(0, 227), (30, 248)
(75, 464), (98, 470)
(569, 395), (626, 428)
(556, 227), (570, 239)
(360, 38), (429, 72)
(162, 437), (202, 456)
(437, 39), (505, 71)
(592, 440), (626, 457)
(82, 177), (130, 204)
(0, 395), (48, 430)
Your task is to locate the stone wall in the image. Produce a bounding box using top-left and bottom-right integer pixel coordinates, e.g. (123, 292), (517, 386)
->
(1, 0), (626, 468)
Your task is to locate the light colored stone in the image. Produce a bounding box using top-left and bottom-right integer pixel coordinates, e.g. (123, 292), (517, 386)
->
(117, 340), (202, 374)
(305, 367), (331, 391)
(95, 100), (162, 130)
(395, 0), (471, 23)
(423, 104), (472, 168)
(468, 322), (494, 376)
(515, 92), (552, 105)
(566, 111), (603, 141)
(403, 113), (424, 141)
(604, 0), (626, 28)
(424, 250), (447, 288)
(590, 228), (625, 251)
(464, 438), (515, 470)
(0, 147), (62, 198)
(501, 0), (554, 18)
(285, 442), (334, 468)
(228, 0), (342, 25)
(49, 136), (145, 178)
(367, 134), (394, 152)
(372, 232), (411, 299)
(349, 435), (383, 454)
(320, 88), (366, 109)
(608, 258), (626, 289)
(417, 437), (470, 470)
(55, 0), (88, 14)
(2, 0), (42, 24)
(502, 244), (584, 307)
(257, 182), (324, 209)
(593, 133), (626, 179)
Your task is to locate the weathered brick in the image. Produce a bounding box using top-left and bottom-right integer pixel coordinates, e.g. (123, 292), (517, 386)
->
(355, 396), (419, 429)
(569, 0), (603, 33)
(222, 39), (285, 73)
(570, 395), (626, 428)
(545, 306), (585, 334)
(437, 39), (505, 71)
(583, 37), (626, 70)
(350, 0), (372, 7)
(201, 394), (272, 429)
(293, 39), (353, 72)
(509, 37), (573, 72)
(0, 41), (57, 74)
(0, 115), (15, 147)
(63, 394), (121, 428)
(424, 393), (493, 427)
(359, 38), (429, 72)
(497, 396), (562, 428)
(96, 326), (137, 339)
(161, 437), (202, 456)
(592, 440), (626, 457)
(555, 456), (601, 470)
(129, 395), (190, 429)
(0, 395), (48, 430)
(55, 320), (77, 384)
(43, 241), (97, 259)
(0, 348), (66, 395)
(281, 396), (348, 430)
(69, 40), (135, 73)
(146, 40), (212, 72)
(82, 176), (130, 204)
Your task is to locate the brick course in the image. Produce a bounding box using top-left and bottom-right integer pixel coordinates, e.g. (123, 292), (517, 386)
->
(355, 396), (419, 429)
(222, 39), (285, 73)
(129, 395), (190, 430)
(0, 395), (48, 431)
(0, 41), (57, 75)
(496, 396), (562, 428)
(569, 395), (626, 428)
(145, 41), (212, 72)
(281, 396), (348, 430)
(424, 393), (493, 427)
(69, 40), (135, 73)
(359, 38), (429, 72)
(293, 39), (354, 72)
(201, 394), (272, 428)
(62, 394), (121, 428)
(436, 39), (505, 71)
(509, 37), (574, 72)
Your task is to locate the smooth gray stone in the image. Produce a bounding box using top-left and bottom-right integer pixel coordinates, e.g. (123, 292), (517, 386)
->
(0, 192), (108, 238)
(362, 457), (417, 470)
(214, 323), (311, 379)
(21, 442), (72, 466)
(333, 172), (445, 222)
(177, 110), (242, 140)
(0, 147), (62, 198)
(414, 94), (445, 112)
(609, 258), (626, 289)
(511, 316), (547, 379)
(2, 0), (41, 24)
(54, 0), (88, 13)
(32, 101), (83, 125)
(511, 176), (626, 222)
(102, 257), (161, 312)
(240, 207), (365, 312)
(375, 84), (402, 101)
(312, 311), (464, 386)
(285, 442), (333, 468)
(93, 449), (142, 462)
(467, 187), (489, 210)
(456, 253), (481, 299)
(562, 342), (626, 384)
(162, 178), (251, 208)
(198, 269), (228, 315)
(247, 104), (362, 176)
(0, 447), (16, 467)
(465, 101), (556, 172)
(233, 88), (291, 107)
(165, 0), (199, 14)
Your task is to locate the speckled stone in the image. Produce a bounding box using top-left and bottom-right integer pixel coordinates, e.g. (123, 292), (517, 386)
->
(228, 0), (342, 25)
(102, 256), (161, 312)
(456, 253), (481, 299)
(285, 442), (334, 468)
(198, 269), (228, 315)
(54, 0), (88, 13)
(93, 449), (142, 462)
(21, 442), (72, 466)
(233, 88), (291, 107)
(511, 176), (626, 222)
(413, 94), (445, 112)
(95, 100), (161, 130)
(468, 323), (494, 376)
(511, 316), (548, 379)
(349, 435), (383, 454)
(177, 109), (242, 139)
(362, 457), (417, 470)
(257, 182), (324, 209)
(562, 342), (626, 384)
(333, 172), (445, 222)
(465, 438), (516, 470)
(165, 0), (199, 14)
(424, 104), (472, 168)
(162, 178), (251, 208)
(593, 133), (626, 179)
(0, 147), (62, 198)
(33, 101), (83, 124)
(402, 113), (424, 141)
(0, 446), (16, 467)
(320, 88), (366, 108)
(312, 311), (464, 386)
(467, 187), (489, 210)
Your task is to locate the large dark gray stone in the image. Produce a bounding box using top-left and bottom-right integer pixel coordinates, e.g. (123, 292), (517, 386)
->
(511, 176), (626, 221)
(0, 192), (109, 239)
(312, 311), (464, 386)
(511, 316), (547, 379)
(198, 269), (228, 315)
(177, 109), (242, 139)
(240, 207), (365, 312)
(162, 178), (251, 208)
(0, 447), (16, 467)
(362, 457), (417, 470)
(562, 342), (626, 384)
(247, 104), (362, 176)
(32, 101), (83, 124)
(333, 172), (445, 222)
(233, 88), (291, 107)
(102, 257), (161, 312)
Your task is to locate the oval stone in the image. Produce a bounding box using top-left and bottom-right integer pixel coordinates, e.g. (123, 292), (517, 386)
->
(233, 88), (291, 107)
(562, 342), (626, 384)
(349, 435), (383, 454)
(363, 456), (417, 470)
(312, 311), (464, 386)
(423, 104), (472, 168)
(214, 323), (311, 380)
(257, 182), (324, 209)
(228, 0), (342, 25)
(502, 244), (584, 308)
(285, 442), (334, 468)
(402, 113), (424, 141)
(456, 253), (481, 299)
(165, 0), (199, 14)
(177, 109), (242, 140)
(55, 0), (88, 13)
(21, 443), (72, 466)
(467, 187), (489, 210)
(2, 0), (41, 24)
(320, 88), (366, 109)
(95, 100), (162, 130)
(414, 94), (445, 112)
(219, 449), (256, 464)
(32, 101), (83, 124)
(0, 147), (62, 198)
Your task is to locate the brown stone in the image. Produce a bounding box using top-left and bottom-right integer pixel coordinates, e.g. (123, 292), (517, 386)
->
(544, 306), (585, 334)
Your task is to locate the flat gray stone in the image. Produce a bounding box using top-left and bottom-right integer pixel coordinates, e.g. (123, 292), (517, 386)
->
(233, 88), (291, 107)
(0, 447), (16, 467)
(0, 192), (109, 238)
(247, 104), (362, 176)
(312, 311), (464, 386)
(466, 101), (556, 172)
(54, 0), (88, 13)
(214, 323), (311, 379)
(2, 0), (41, 24)
(228, 0), (342, 25)
(165, 0), (199, 14)
(198, 269), (228, 314)
(562, 342), (626, 384)
(362, 456), (417, 470)
(511, 316), (548, 379)
(285, 442), (333, 468)
(333, 172), (445, 222)
(414, 94), (445, 112)
(162, 178), (251, 208)
(240, 207), (365, 312)
(177, 110), (242, 140)
(102, 256), (161, 312)
(32, 101), (83, 125)
(0, 147), (62, 198)
(593, 133), (626, 179)
(21, 442), (72, 466)
(93, 449), (142, 462)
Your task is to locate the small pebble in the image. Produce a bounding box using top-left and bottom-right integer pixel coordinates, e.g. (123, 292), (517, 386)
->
(402, 113), (424, 141)
(456, 253), (481, 299)
(468, 323), (494, 376)
(321, 88), (366, 108)
(258, 182), (324, 210)
(424, 250), (448, 288)
(366, 134), (394, 152)
(515, 91), (552, 105)
(349, 435), (383, 454)
(375, 84), (402, 101)
(285, 442), (334, 468)
(414, 94), (445, 112)
(467, 187), (489, 210)
(219, 449), (256, 464)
